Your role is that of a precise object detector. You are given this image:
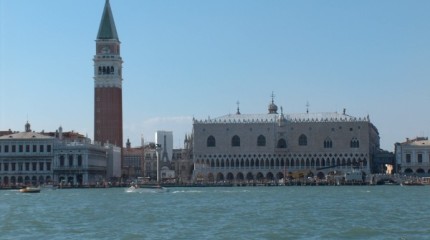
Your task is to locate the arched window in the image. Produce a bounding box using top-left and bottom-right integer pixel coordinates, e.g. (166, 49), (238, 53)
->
(277, 138), (287, 148)
(324, 137), (333, 148)
(232, 135), (240, 147)
(207, 136), (216, 147)
(110, 66), (114, 74)
(102, 66), (106, 74)
(299, 134), (307, 146)
(257, 135), (266, 146)
(350, 137), (359, 148)
(98, 66), (102, 75)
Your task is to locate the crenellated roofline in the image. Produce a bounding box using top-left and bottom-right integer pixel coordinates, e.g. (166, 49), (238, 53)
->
(193, 112), (371, 124)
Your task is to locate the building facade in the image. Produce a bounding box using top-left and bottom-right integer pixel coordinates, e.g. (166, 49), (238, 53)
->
(0, 122), (54, 187)
(122, 139), (145, 180)
(141, 134), (194, 184)
(94, 0), (123, 148)
(53, 141), (108, 186)
(395, 137), (430, 175)
(192, 99), (381, 184)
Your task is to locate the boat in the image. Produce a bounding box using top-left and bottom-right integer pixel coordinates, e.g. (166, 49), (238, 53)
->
(19, 186), (41, 193)
(401, 180), (424, 186)
(125, 184), (168, 193)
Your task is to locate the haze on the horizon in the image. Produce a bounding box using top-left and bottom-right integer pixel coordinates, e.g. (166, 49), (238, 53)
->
(1, 0), (429, 150)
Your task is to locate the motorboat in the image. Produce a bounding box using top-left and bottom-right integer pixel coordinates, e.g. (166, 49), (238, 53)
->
(125, 184), (168, 193)
(401, 180), (424, 186)
(19, 186), (41, 193)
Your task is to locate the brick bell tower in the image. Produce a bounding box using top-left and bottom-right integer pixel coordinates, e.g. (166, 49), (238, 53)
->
(94, 0), (123, 148)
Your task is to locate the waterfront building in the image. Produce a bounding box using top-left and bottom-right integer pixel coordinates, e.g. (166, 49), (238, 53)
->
(192, 97), (381, 184)
(143, 145), (158, 181)
(395, 137), (430, 175)
(174, 134), (194, 184)
(142, 133), (193, 184)
(94, 0), (123, 149)
(53, 140), (107, 186)
(0, 122), (54, 187)
(122, 138), (145, 180)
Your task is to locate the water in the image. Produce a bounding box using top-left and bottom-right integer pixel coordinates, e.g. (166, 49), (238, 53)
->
(1, 186), (429, 239)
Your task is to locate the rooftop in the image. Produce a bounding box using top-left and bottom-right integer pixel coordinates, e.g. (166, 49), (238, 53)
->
(0, 131), (54, 140)
(195, 112), (369, 124)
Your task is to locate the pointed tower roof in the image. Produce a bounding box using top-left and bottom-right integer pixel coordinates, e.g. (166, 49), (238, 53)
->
(97, 0), (119, 40)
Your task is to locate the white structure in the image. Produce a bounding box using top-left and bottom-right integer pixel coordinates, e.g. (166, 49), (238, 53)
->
(192, 97), (381, 184)
(53, 141), (108, 186)
(0, 122), (54, 186)
(395, 137), (430, 174)
(106, 144), (121, 179)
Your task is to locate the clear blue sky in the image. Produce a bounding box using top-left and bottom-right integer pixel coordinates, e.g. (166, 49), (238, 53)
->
(1, 0), (429, 150)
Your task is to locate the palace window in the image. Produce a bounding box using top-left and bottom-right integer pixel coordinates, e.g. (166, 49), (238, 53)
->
(47, 145), (51, 152)
(19, 145), (23, 152)
(26, 145), (30, 152)
(33, 145), (37, 152)
(350, 137), (359, 148)
(78, 155), (83, 167)
(406, 153), (411, 163)
(60, 155), (65, 167)
(277, 138), (287, 148)
(39, 145), (44, 153)
(324, 138), (333, 148)
(68, 155), (74, 167)
(232, 135), (240, 147)
(12, 145), (16, 153)
(47, 163), (51, 171)
(257, 135), (266, 147)
(32, 162), (37, 171)
(418, 153), (423, 163)
(207, 136), (216, 147)
(299, 134), (307, 146)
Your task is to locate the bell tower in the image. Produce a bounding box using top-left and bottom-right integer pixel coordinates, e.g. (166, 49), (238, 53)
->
(93, 0), (123, 148)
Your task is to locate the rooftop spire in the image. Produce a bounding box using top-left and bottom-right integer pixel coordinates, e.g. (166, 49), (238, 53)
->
(97, 0), (119, 40)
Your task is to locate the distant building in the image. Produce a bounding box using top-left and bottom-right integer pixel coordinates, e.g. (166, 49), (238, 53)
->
(141, 133), (193, 184)
(0, 122), (54, 186)
(0, 130), (13, 137)
(155, 131), (175, 180)
(122, 138), (144, 180)
(395, 137), (430, 175)
(174, 134), (194, 184)
(143, 144), (158, 181)
(192, 96), (382, 184)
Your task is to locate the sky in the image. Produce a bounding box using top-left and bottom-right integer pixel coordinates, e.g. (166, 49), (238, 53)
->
(0, 0), (429, 151)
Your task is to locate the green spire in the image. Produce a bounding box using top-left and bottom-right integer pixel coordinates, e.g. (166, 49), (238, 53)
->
(97, 0), (119, 40)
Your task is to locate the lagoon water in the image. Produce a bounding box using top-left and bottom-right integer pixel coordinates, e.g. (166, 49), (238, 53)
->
(1, 186), (429, 240)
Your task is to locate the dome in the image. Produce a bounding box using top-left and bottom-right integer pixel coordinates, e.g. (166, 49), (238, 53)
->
(268, 102), (278, 114)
